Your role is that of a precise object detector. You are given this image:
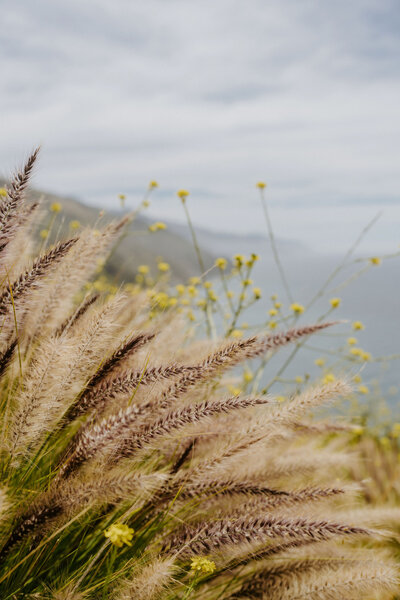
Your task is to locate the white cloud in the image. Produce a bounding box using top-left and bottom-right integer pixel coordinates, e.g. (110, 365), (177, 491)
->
(0, 0), (399, 251)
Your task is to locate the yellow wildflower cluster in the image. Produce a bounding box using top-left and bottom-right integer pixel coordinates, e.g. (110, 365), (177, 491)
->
(369, 257), (381, 266)
(290, 302), (305, 314)
(314, 358), (325, 367)
(50, 202), (62, 213)
(253, 287), (262, 299)
(190, 557), (216, 575)
(177, 189), (189, 201)
(215, 257), (228, 270)
(330, 297), (341, 308)
(149, 180), (158, 188)
(149, 222), (167, 232)
(104, 523), (134, 548)
(256, 181), (267, 189)
(352, 321), (364, 331)
(349, 347), (371, 361)
(158, 261), (170, 272)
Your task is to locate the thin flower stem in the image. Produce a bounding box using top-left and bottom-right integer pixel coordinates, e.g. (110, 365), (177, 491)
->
(259, 188), (293, 304)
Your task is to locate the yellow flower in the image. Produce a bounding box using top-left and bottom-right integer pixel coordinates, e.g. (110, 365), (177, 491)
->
(295, 376), (303, 384)
(187, 310), (196, 322)
(169, 297), (178, 306)
(358, 384), (369, 394)
(314, 358), (325, 367)
(369, 257), (381, 266)
(149, 180), (158, 188)
(104, 523), (134, 548)
(0, 188), (7, 197)
(276, 395), (285, 403)
(226, 290), (234, 299)
(323, 373), (335, 384)
(234, 254), (245, 267)
(256, 181), (267, 189)
(269, 320), (277, 329)
(203, 281), (212, 289)
(180, 297), (190, 306)
(239, 292), (246, 301)
(243, 279), (253, 287)
(197, 299), (207, 308)
(69, 220), (80, 230)
(227, 385), (241, 396)
(50, 202), (62, 213)
(290, 303), (305, 314)
(361, 351), (371, 361)
(208, 290), (218, 302)
(353, 374), (362, 383)
(352, 321), (364, 331)
(269, 308), (277, 317)
(330, 297), (341, 308)
(215, 257), (228, 270)
(40, 229), (49, 239)
(158, 262), (170, 272)
(274, 302), (282, 309)
(231, 329), (243, 338)
(347, 337), (357, 346)
(187, 285), (197, 297)
(189, 276), (201, 285)
(253, 287), (262, 300)
(190, 557), (216, 575)
(175, 284), (186, 295)
(271, 294), (277, 301)
(149, 222), (166, 232)
(241, 322), (249, 329)
(138, 265), (149, 274)
(177, 189), (189, 201)
(350, 347), (362, 357)
(142, 199), (150, 207)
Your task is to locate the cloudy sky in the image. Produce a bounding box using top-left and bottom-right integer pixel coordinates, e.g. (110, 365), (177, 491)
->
(1, 0), (399, 252)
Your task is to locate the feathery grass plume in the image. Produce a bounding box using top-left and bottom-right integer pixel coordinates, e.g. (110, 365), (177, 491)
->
(0, 340), (17, 378)
(161, 323), (336, 403)
(65, 333), (156, 421)
(58, 394), (273, 479)
(229, 561), (399, 599)
(0, 237), (77, 325)
(114, 557), (177, 600)
(55, 293), (100, 337)
(163, 515), (375, 556)
(0, 148), (39, 260)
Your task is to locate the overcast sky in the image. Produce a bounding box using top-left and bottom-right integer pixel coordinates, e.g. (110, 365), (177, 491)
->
(1, 0), (399, 252)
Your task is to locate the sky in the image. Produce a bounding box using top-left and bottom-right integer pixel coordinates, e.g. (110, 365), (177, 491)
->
(1, 0), (399, 252)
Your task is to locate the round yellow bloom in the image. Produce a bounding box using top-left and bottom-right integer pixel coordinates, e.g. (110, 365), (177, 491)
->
(269, 320), (277, 329)
(187, 285), (197, 297)
(323, 373), (335, 384)
(189, 276), (201, 285)
(69, 220), (80, 230)
(169, 297), (178, 307)
(290, 302), (305, 314)
(314, 358), (325, 367)
(256, 181), (267, 189)
(352, 321), (364, 331)
(208, 290), (218, 302)
(369, 257), (381, 266)
(269, 308), (277, 317)
(234, 254), (245, 267)
(330, 297), (341, 308)
(142, 199), (150, 207)
(347, 337), (357, 346)
(40, 229), (49, 239)
(50, 202), (62, 213)
(353, 374), (362, 383)
(118, 193), (126, 200)
(215, 257), (228, 270)
(358, 384), (369, 395)
(231, 329), (243, 338)
(295, 376), (303, 384)
(243, 278), (253, 287)
(203, 281), (212, 289)
(175, 284), (186, 295)
(253, 287), (262, 299)
(350, 347), (362, 357)
(149, 180), (158, 188)
(177, 189), (189, 201)
(104, 523), (134, 548)
(138, 265), (149, 274)
(226, 290), (234, 299)
(197, 299), (207, 308)
(0, 188), (7, 197)
(158, 262), (170, 272)
(274, 302), (282, 309)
